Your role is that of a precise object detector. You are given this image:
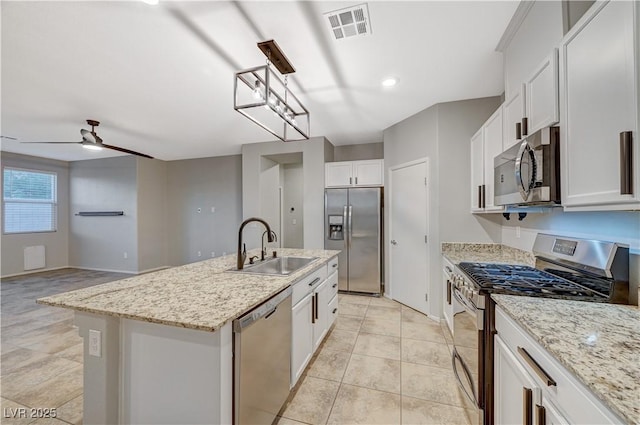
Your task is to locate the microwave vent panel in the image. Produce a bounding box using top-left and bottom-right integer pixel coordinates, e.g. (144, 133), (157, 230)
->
(324, 3), (372, 40)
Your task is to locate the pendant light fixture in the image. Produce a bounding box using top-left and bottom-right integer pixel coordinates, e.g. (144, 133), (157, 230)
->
(234, 40), (310, 142)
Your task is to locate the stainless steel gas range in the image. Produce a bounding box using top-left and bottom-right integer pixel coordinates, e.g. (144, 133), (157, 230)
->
(450, 233), (630, 425)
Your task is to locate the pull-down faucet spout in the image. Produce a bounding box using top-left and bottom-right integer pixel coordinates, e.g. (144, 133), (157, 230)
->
(237, 217), (274, 270)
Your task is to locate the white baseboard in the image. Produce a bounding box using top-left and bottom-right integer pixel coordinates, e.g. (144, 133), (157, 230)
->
(1, 266), (68, 279)
(137, 266), (170, 275)
(69, 266), (138, 274)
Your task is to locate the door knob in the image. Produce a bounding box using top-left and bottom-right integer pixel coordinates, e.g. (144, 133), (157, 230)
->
(390, 240), (398, 245)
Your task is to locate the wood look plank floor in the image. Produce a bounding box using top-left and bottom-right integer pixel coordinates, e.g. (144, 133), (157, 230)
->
(1, 269), (478, 425)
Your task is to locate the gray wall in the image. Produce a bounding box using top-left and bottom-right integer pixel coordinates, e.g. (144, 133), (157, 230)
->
(383, 96), (503, 315)
(137, 158), (168, 272)
(332, 142), (383, 161)
(1, 152), (70, 277)
(242, 137), (330, 250)
(69, 156), (138, 272)
(282, 163), (304, 248)
(166, 155), (242, 266)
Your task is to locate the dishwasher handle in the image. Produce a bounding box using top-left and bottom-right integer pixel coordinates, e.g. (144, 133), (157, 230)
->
(234, 287), (292, 332)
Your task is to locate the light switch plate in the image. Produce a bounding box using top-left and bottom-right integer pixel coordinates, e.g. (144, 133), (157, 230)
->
(89, 329), (101, 357)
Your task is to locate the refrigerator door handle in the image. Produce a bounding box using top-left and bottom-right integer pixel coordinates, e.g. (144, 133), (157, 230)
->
(342, 205), (348, 244)
(348, 205), (353, 248)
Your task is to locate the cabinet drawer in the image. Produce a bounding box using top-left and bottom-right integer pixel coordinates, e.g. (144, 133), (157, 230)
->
(292, 267), (326, 306)
(495, 306), (621, 424)
(327, 256), (339, 274)
(327, 271), (338, 299)
(328, 294), (338, 328)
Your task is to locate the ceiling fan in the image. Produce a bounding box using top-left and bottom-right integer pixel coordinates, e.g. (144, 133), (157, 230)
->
(1, 119), (153, 159)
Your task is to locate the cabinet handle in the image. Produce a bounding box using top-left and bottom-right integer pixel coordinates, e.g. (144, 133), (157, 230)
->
(332, 283), (337, 288)
(536, 404), (546, 425)
(523, 387), (533, 425)
(332, 307), (338, 314)
(481, 184), (486, 209)
(311, 294), (316, 324)
(349, 177), (353, 185)
(620, 131), (633, 195)
(315, 293), (319, 320)
(518, 347), (557, 386)
(446, 279), (452, 305)
(355, 176), (358, 185)
(332, 263), (338, 268)
(445, 266), (452, 273)
(522, 117), (529, 137)
(308, 277), (320, 287)
(516, 122), (522, 140)
(478, 185), (482, 209)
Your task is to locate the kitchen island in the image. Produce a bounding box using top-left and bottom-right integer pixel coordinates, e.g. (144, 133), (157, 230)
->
(37, 248), (339, 425)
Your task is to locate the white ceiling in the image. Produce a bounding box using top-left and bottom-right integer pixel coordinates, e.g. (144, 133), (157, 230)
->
(1, 1), (518, 161)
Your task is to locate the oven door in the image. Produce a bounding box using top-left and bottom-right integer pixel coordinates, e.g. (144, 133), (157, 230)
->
(452, 287), (481, 410)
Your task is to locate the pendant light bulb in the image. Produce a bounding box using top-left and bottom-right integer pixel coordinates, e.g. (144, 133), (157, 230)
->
(253, 80), (263, 100)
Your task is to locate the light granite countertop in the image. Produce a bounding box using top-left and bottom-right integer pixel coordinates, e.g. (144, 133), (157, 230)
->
(493, 294), (640, 424)
(441, 242), (535, 266)
(37, 248), (340, 332)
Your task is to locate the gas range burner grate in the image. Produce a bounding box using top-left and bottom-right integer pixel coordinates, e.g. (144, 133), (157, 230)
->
(458, 262), (609, 299)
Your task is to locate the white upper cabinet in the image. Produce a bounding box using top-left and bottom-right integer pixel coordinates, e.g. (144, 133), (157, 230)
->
(469, 110), (504, 214)
(482, 108), (504, 212)
(502, 86), (526, 150)
(325, 160), (384, 187)
(470, 129), (485, 212)
(560, 0), (639, 210)
(525, 49), (559, 135)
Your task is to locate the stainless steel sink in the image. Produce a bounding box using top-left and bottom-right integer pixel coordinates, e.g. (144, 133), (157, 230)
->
(231, 256), (318, 275)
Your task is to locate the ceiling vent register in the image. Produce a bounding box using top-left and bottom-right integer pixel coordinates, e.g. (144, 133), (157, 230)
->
(324, 3), (372, 40)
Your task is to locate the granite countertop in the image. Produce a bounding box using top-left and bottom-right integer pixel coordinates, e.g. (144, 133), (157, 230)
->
(37, 248), (339, 332)
(493, 294), (640, 424)
(441, 242), (535, 266)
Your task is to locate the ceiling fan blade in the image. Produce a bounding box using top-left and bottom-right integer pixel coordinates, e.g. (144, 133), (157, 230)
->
(20, 141), (83, 144)
(102, 143), (153, 159)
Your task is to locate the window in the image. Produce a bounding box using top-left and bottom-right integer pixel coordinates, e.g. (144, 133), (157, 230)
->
(3, 167), (57, 234)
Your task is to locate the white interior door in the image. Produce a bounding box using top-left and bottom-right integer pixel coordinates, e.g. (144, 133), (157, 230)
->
(389, 159), (429, 314)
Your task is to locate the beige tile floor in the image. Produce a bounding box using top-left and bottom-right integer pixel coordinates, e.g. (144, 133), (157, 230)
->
(278, 294), (478, 425)
(2, 269), (477, 425)
(1, 269), (130, 425)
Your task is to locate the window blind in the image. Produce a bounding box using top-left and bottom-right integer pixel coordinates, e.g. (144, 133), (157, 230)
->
(3, 168), (58, 233)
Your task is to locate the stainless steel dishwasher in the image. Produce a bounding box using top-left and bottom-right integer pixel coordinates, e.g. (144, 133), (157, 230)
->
(233, 287), (292, 425)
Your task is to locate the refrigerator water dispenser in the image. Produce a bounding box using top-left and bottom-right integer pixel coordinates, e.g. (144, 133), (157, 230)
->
(328, 215), (344, 240)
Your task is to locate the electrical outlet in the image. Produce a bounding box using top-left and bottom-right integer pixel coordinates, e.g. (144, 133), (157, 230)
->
(211, 207), (216, 213)
(516, 226), (521, 238)
(123, 252), (128, 259)
(89, 329), (101, 357)
(292, 219), (297, 225)
(197, 251), (202, 257)
(211, 251), (215, 258)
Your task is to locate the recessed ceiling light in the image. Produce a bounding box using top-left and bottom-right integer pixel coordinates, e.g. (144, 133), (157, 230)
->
(141, 0), (159, 5)
(382, 78), (397, 87)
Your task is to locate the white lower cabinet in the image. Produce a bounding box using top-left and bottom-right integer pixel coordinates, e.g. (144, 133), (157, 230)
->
(290, 258), (339, 388)
(291, 292), (313, 387)
(495, 305), (621, 424)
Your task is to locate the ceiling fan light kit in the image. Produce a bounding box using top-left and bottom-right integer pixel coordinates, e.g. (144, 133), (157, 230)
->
(234, 39), (310, 142)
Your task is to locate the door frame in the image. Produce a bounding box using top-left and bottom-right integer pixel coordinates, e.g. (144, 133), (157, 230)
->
(388, 157), (430, 315)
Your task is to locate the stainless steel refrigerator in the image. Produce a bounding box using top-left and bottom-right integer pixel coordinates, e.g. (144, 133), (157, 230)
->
(324, 188), (382, 294)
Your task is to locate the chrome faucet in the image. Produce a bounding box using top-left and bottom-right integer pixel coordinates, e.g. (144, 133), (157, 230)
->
(237, 217), (274, 270)
(261, 230), (278, 261)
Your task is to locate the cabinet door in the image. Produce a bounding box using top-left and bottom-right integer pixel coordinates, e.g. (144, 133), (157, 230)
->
(291, 293), (313, 387)
(442, 268), (453, 335)
(325, 162), (353, 187)
(537, 397), (570, 425)
(495, 336), (540, 425)
(561, 0), (638, 207)
(312, 279), (330, 350)
(353, 160), (384, 186)
(503, 86), (526, 150)
(483, 108), (504, 211)
(470, 128), (485, 212)
(526, 49), (559, 135)
(327, 294), (338, 329)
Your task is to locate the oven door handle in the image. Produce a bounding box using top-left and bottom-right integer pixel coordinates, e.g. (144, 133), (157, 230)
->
(452, 348), (478, 406)
(452, 286), (476, 315)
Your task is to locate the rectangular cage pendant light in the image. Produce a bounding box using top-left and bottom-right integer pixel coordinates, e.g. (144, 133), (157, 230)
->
(234, 40), (310, 142)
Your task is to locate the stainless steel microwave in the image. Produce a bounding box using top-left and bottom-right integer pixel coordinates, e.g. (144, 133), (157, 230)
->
(494, 127), (560, 206)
